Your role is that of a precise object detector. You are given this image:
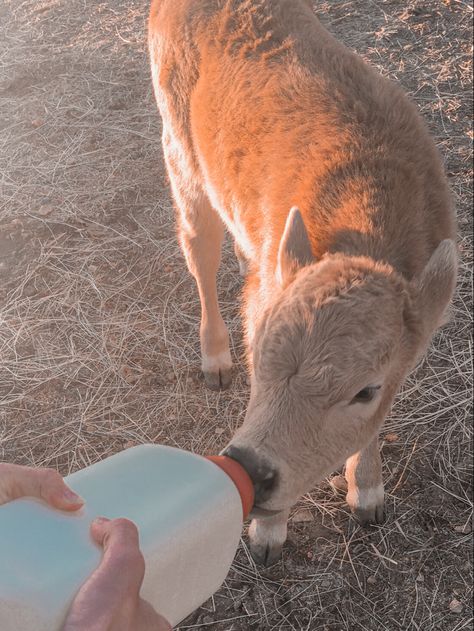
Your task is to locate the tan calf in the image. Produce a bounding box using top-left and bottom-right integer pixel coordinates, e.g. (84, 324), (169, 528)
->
(148, 0), (457, 565)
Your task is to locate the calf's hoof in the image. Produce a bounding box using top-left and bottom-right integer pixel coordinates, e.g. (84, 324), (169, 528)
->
(201, 350), (233, 391)
(250, 540), (283, 567)
(347, 483), (385, 526)
(352, 502), (385, 526)
(203, 367), (232, 391)
(248, 514), (288, 567)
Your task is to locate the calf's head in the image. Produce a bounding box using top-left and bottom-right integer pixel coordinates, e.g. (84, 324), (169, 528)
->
(224, 208), (457, 513)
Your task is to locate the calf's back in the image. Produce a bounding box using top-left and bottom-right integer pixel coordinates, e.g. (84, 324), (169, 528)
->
(149, 0), (455, 282)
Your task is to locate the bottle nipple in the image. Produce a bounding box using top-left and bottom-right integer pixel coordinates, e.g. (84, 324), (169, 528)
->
(205, 456), (254, 519)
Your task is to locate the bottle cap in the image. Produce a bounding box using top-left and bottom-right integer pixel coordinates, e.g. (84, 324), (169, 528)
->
(205, 456), (254, 520)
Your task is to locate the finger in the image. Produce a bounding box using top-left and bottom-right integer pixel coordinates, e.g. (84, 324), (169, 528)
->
(90, 516), (140, 552)
(92, 520), (172, 630)
(38, 469), (84, 511)
(89, 516), (111, 543)
(90, 517), (144, 587)
(0, 463), (83, 510)
(63, 518), (146, 631)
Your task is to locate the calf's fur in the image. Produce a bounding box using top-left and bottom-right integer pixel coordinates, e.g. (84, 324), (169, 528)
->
(149, 0), (457, 565)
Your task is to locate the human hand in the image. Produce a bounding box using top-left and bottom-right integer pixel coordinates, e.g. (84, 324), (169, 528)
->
(0, 464), (170, 629)
(63, 517), (171, 631)
(0, 462), (83, 510)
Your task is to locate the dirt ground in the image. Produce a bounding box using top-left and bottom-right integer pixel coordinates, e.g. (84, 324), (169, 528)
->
(0, 0), (472, 629)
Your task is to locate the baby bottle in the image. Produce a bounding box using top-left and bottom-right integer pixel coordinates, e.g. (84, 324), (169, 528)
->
(0, 444), (254, 630)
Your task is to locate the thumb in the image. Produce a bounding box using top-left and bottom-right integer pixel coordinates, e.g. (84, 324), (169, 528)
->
(43, 472), (84, 511)
(0, 463), (84, 511)
(90, 517), (141, 552)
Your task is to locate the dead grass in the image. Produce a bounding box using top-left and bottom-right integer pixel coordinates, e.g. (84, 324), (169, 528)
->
(0, 0), (472, 629)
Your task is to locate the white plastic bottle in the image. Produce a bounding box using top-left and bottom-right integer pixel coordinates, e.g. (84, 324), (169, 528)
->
(0, 444), (254, 630)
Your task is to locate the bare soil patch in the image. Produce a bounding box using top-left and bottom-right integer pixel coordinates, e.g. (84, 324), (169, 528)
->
(0, 1), (472, 629)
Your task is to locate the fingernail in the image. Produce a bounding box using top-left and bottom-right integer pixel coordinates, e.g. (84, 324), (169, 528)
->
(93, 516), (110, 526)
(63, 488), (84, 505)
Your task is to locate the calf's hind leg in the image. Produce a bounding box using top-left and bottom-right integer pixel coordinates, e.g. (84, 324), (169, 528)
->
(175, 189), (232, 390)
(234, 241), (248, 277)
(345, 437), (384, 525)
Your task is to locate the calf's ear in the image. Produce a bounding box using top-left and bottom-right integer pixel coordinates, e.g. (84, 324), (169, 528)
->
(415, 239), (458, 333)
(276, 207), (315, 288)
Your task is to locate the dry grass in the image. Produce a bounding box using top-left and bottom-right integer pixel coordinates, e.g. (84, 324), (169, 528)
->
(0, 0), (472, 629)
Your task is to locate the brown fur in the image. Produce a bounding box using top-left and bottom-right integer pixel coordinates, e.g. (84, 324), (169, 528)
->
(149, 0), (457, 564)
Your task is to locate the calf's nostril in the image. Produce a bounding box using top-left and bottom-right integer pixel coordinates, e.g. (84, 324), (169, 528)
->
(260, 469), (277, 490)
(254, 469), (277, 503)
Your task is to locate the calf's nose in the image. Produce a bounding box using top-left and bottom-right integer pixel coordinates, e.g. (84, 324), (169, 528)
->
(221, 445), (278, 505)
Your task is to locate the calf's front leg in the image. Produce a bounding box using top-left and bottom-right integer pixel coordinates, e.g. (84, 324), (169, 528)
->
(345, 437), (384, 525)
(248, 509), (290, 566)
(176, 191), (232, 390)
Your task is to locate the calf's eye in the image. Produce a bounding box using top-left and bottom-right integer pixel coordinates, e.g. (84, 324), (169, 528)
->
(351, 385), (381, 404)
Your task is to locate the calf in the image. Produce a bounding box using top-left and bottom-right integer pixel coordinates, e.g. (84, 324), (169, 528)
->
(148, 0), (457, 565)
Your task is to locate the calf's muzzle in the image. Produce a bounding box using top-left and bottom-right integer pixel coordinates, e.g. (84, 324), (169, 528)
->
(221, 445), (278, 506)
